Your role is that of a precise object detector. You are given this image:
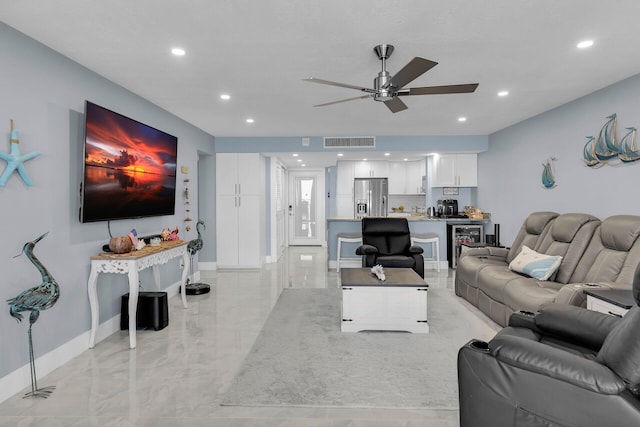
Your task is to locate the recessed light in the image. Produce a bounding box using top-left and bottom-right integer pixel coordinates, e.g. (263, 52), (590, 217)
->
(458, 117), (467, 122)
(171, 47), (186, 56)
(301, 164), (306, 167)
(384, 153), (391, 156)
(403, 158), (409, 161)
(337, 153), (344, 157)
(297, 159), (302, 162)
(362, 158), (368, 161)
(220, 94), (231, 100)
(293, 153), (299, 157)
(498, 90), (509, 97)
(577, 40), (594, 49)
(246, 118), (254, 123)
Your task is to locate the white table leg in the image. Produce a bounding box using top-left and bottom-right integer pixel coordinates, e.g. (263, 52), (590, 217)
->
(87, 265), (99, 348)
(127, 264), (139, 349)
(180, 250), (189, 308)
(152, 264), (161, 290)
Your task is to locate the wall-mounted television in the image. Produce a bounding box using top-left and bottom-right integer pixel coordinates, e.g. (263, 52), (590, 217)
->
(80, 101), (178, 223)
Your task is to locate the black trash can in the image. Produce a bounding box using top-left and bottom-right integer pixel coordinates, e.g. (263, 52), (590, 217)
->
(120, 291), (169, 331)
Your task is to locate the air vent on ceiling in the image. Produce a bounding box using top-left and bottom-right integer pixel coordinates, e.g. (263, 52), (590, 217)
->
(323, 136), (375, 148)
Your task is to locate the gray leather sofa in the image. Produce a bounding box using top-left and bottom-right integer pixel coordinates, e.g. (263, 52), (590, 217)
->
(455, 212), (640, 326)
(457, 264), (640, 426)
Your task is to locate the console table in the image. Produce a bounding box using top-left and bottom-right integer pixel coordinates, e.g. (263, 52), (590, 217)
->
(88, 240), (190, 349)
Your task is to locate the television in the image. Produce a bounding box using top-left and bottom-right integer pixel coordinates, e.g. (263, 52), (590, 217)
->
(80, 101), (178, 223)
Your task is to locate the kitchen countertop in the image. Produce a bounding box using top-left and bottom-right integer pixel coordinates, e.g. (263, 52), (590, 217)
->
(327, 215), (489, 222)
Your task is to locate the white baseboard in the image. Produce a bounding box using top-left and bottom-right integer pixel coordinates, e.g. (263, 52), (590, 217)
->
(198, 261), (216, 271)
(0, 278), (183, 404)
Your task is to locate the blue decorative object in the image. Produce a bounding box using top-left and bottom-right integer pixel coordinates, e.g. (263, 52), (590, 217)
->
(583, 114), (640, 167)
(6, 232), (59, 398)
(0, 120), (41, 186)
(541, 157), (557, 189)
(619, 127), (640, 163)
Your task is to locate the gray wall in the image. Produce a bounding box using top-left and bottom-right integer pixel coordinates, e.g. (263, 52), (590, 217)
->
(478, 73), (640, 244)
(0, 23), (215, 378)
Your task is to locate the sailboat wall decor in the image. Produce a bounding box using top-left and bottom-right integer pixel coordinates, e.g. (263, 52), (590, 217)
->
(542, 157), (557, 189)
(583, 114), (640, 167)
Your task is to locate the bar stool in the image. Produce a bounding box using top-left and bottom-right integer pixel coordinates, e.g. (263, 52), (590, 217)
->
(337, 232), (362, 272)
(411, 233), (440, 272)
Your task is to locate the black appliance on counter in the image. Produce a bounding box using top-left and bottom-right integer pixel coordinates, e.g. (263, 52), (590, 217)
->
(437, 199), (467, 218)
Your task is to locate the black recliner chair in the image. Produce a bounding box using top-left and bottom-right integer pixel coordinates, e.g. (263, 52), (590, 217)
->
(457, 264), (640, 426)
(355, 217), (424, 278)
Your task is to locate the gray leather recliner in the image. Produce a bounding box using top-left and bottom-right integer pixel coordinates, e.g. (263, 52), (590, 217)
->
(457, 264), (640, 426)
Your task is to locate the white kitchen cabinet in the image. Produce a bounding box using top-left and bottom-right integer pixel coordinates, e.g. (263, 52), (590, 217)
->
(216, 153), (265, 268)
(336, 161), (354, 195)
(354, 160), (388, 178)
(388, 160), (426, 194)
(431, 154), (477, 187)
(388, 162), (406, 194)
(336, 161), (354, 217)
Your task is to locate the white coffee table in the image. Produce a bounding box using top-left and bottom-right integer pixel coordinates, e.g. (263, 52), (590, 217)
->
(340, 268), (429, 333)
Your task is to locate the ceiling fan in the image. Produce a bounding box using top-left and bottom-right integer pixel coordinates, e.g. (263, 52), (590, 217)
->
(303, 44), (479, 113)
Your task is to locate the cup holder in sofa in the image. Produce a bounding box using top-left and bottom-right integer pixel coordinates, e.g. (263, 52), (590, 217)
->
(469, 340), (490, 352)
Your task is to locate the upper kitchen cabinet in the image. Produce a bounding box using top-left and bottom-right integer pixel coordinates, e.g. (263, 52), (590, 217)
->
(353, 160), (388, 178)
(389, 160), (426, 194)
(431, 154), (477, 187)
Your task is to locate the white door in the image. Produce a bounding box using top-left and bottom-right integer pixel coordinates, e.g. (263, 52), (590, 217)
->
(288, 170), (325, 246)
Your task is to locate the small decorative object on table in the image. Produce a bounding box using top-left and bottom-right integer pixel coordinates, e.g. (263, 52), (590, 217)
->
(109, 235), (133, 254)
(371, 264), (386, 281)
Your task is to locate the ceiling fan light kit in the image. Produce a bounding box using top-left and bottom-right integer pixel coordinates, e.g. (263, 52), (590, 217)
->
(304, 44), (479, 113)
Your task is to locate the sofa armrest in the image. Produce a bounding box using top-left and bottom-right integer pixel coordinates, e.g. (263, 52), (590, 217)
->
(355, 244), (378, 256)
(409, 245), (424, 255)
(554, 282), (615, 306)
(534, 303), (620, 350)
(490, 334), (626, 394)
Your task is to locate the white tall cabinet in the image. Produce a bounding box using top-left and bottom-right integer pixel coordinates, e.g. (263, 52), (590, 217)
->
(216, 153), (265, 268)
(431, 154), (477, 187)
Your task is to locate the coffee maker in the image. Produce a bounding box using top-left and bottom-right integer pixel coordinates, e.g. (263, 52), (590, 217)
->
(438, 199), (458, 217)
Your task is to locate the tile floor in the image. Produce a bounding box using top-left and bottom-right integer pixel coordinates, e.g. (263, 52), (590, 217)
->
(0, 247), (488, 426)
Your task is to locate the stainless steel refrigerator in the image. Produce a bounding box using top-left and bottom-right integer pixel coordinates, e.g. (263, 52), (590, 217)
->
(354, 178), (388, 219)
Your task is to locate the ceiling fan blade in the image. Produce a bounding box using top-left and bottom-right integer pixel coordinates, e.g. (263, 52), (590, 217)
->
(303, 77), (374, 93)
(383, 97), (408, 113)
(384, 57), (438, 90)
(313, 95), (371, 107)
(400, 83), (479, 96)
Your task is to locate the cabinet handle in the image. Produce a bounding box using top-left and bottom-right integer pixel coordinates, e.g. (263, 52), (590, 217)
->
(238, 183), (241, 194)
(238, 195), (241, 207)
(608, 311), (623, 318)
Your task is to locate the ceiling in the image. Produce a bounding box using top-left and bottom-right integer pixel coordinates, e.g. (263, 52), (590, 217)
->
(3, 0), (640, 168)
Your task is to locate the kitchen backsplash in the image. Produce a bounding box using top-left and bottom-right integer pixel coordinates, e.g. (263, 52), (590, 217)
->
(388, 195), (426, 212)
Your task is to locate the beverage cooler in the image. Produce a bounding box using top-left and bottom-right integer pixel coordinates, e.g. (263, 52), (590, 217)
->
(447, 224), (484, 269)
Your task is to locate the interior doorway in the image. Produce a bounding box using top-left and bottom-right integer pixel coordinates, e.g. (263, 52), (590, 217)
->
(288, 169), (325, 246)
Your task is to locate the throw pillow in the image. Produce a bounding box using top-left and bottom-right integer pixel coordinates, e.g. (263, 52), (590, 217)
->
(508, 246), (562, 281)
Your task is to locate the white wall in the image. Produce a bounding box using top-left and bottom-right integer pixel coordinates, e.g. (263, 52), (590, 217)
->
(478, 73), (640, 244)
(0, 23), (215, 387)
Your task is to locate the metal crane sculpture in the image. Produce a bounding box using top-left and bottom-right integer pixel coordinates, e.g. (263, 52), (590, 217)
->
(7, 232), (59, 398)
(185, 220), (210, 295)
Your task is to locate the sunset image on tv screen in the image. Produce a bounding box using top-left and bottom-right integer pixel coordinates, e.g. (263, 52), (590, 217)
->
(81, 101), (178, 222)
